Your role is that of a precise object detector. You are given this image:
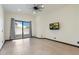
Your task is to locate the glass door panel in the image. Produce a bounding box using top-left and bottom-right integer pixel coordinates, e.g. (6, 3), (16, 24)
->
(15, 21), (22, 39)
(23, 21), (31, 38)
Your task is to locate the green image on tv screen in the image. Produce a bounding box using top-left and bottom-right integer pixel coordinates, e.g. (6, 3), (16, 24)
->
(49, 22), (59, 30)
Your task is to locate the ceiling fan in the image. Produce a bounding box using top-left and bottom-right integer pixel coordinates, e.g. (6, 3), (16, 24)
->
(33, 4), (45, 14)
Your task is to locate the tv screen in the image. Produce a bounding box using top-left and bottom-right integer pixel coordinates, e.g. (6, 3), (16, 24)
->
(49, 22), (59, 30)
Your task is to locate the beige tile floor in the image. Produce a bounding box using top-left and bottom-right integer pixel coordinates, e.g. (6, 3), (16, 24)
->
(0, 38), (79, 55)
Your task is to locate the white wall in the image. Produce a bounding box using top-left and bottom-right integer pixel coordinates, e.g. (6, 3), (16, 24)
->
(35, 5), (79, 46)
(4, 12), (36, 40)
(0, 5), (4, 49)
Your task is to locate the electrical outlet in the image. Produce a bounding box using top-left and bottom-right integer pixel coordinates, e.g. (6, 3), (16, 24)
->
(54, 37), (56, 39)
(2, 41), (4, 43)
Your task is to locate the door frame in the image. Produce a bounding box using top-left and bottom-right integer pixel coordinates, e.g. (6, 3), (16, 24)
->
(15, 20), (32, 39)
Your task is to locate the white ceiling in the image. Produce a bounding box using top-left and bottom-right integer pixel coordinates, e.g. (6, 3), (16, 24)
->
(3, 4), (66, 15)
(3, 4), (34, 14)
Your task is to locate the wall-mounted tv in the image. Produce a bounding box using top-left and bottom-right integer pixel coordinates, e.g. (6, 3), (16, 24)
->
(49, 22), (60, 30)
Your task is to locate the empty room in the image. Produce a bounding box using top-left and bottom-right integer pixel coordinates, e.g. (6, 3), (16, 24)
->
(0, 4), (79, 55)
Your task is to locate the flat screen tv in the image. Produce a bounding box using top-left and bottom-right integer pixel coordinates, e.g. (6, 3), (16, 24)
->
(49, 22), (60, 30)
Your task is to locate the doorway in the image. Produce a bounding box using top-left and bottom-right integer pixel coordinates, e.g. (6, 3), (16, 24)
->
(15, 20), (32, 39)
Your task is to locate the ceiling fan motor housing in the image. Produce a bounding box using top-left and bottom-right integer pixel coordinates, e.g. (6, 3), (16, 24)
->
(33, 6), (39, 10)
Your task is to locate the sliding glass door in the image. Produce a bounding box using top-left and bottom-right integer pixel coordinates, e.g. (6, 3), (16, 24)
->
(15, 20), (31, 39)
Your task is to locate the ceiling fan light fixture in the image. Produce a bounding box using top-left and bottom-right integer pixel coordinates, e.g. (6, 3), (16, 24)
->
(32, 4), (45, 14)
(41, 4), (44, 8)
(33, 11), (37, 14)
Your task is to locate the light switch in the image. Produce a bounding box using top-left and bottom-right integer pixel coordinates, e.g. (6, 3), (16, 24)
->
(2, 30), (3, 32)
